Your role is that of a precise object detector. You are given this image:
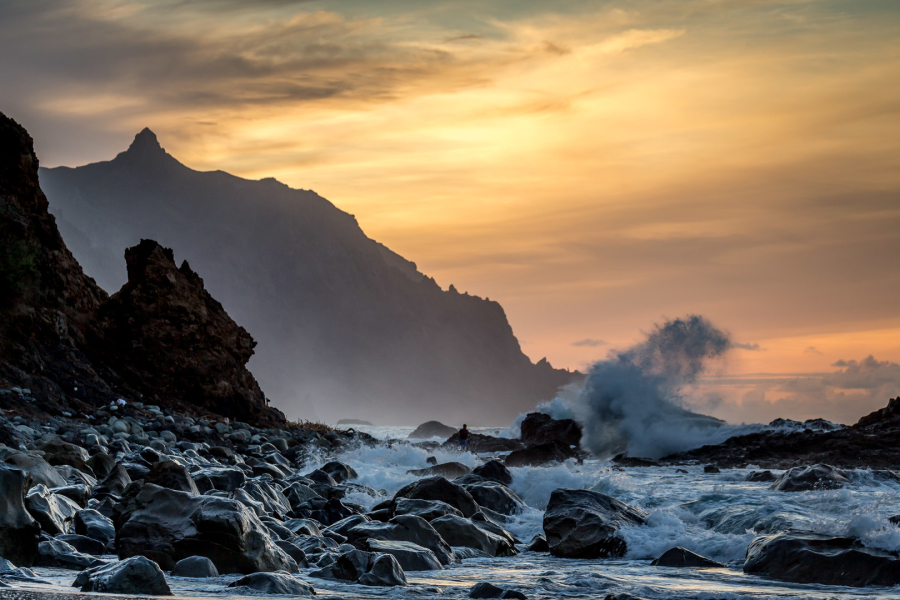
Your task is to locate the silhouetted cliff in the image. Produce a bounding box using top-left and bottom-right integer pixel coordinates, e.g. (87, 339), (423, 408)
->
(40, 129), (575, 423)
(0, 113), (282, 426)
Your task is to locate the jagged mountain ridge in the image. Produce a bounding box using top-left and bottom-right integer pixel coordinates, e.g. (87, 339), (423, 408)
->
(40, 129), (574, 424)
(0, 113), (283, 426)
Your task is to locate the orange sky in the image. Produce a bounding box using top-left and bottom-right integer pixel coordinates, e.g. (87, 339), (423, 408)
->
(2, 0), (899, 422)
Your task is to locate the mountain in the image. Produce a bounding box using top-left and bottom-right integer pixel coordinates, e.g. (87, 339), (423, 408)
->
(0, 113), (283, 426)
(39, 129), (574, 424)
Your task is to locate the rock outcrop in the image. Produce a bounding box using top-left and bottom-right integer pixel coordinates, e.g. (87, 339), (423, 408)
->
(520, 412), (582, 447)
(408, 421), (458, 439)
(0, 466), (41, 566)
(74, 556), (172, 595)
(769, 464), (849, 492)
(543, 489), (647, 558)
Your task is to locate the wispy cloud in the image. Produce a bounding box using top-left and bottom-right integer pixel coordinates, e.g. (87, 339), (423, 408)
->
(572, 338), (607, 347)
(733, 342), (763, 351)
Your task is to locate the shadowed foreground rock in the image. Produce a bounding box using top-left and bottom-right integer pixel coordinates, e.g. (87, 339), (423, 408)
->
(0, 467), (41, 566)
(744, 531), (900, 587)
(228, 571), (315, 595)
(115, 484), (297, 573)
(652, 547), (724, 568)
(543, 489), (647, 558)
(74, 556), (172, 595)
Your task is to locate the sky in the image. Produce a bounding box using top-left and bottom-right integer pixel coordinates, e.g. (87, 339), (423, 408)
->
(1, 0), (898, 424)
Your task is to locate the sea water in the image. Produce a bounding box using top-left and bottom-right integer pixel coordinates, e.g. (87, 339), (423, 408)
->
(16, 425), (900, 600)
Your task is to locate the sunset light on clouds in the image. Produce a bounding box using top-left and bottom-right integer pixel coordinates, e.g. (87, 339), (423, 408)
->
(2, 0), (898, 423)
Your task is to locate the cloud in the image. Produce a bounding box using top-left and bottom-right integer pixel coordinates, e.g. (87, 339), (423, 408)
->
(572, 338), (607, 347)
(733, 342), (763, 351)
(804, 346), (822, 354)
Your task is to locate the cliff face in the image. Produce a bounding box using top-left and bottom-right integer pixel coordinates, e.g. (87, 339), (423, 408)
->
(0, 112), (282, 426)
(91, 239), (271, 423)
(40, 129), (575, 424)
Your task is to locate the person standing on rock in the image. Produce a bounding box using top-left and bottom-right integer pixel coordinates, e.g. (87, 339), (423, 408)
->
(458, 424), (470, 450)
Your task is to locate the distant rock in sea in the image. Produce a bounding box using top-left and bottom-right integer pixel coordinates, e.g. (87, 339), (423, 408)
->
(408, 421), (459, 439)
(338, 419), (374, 426)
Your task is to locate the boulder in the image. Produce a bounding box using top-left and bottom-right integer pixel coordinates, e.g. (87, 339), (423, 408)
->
(3, 452), (67, 488)
(471, 512), (517, 546)
(55, 465), (98, 487)
(394, 476), (479, 517)
(409, 462), (472, 478)
(239, 479), (292, 519)
(393, 498), (463, 521)
(35, 539), (97, 570)
(274, 540), (309, 568)
(505, 440), (575, 467)
(75, 555), (172, 595)
(769, 464), (849, 492)
(228, 571), (315, 595)
(172, 556), (219, 578)
(192, 467), (246, 492)
(145, 461), (199, 494)
(87, 453), (117, 480)
(284, 482), (320, 510)
(527, 535), (548, 552)
(115, 483), (297, 573)
(704, 465), (721, 474)
(325, 515), (371, 539)
(25, 484), (81, 535)
(75, 509), (115, 545)
(93, 463), (132, 497)
(611, 454), (659, 468)
(520, 412), (582, 447)
(40, 441), (95, 476)
(472, 460), (512, 485)
(347, 515), (454, 566)
(359, 553), (407, 586)
(461, 481), (524, 515)
(0, 466), (41, 566)
(430, 515), (516, 557)
(320, 461), (358, 484)
(744, 531), (900, 587)
(543, 489), (648, 558)
(470, 582), (527, 599)
(408, 421), (458, 439)
(56, 534), (106, 556)
(50, 484), (92, 507)
(366, 539), (443, 571)
(746, 470), (776, 482)
(444, 433), (525, 453)
(651, 547), (724, 568)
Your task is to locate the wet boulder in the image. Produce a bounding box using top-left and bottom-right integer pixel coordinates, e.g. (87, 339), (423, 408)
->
(408, 421), (458, 440)
(746, 471), (776, 482)
(652, 547), (724, 568)
(520, 411), (582, 447)
(744, 531), (900, 587)
(145, 461), (199, 494)
(50, 484), (92, 507)
(470, 582), (527, 599)
(87, 453), (117, 480)
(527, 535), (549, 552)
(543, 489), (648, 558)
(93, 463), (132, 497)
(505, 440), (575, 467)
(25, 484), (81, 535)
(430, 515), (516, 557)
(3, 452), (67, 488)
(56, 534), (106, 556)
(172, 556), (219, 578)
(40, 441), (94, 476)
(347, 514), (454, 566)
(239, 479), (291, 519)
(408, 462), (472, 478)
(393, 498), (463, 521)
(191, 467), (246, 492)
(365, 539), (443, 571)
(461, 481), (524, 515)
(320, 461), (358, 484)
(74, 555), (172, 595)
(314, 549), (406, 586)
(769, 464), (849, 492)
(35, 539), (97, 570)
(394, 476), (479, 517)
(273, 540), (309, 568)
(228, 571), (315, 595)
(115, 483), (297, 573)
(75, 509), (115, 545)
(472, 460), (512, 485)
(359, 553), (407, 586)
(284, 482), (320, 510)
(0, 466), (42, 566)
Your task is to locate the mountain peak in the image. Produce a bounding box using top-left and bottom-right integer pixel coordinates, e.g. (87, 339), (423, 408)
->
(114, 127), (181, 168)
(129, 127), (162, 152)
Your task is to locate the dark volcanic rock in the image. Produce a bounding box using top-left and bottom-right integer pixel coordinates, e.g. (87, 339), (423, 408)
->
(444, 433), (525, 453)
(746, 470), (776, 482)
(172, 555), (219, 578)
(409, 421), (458, 439)
(25, 484), (80, 535)
(393, 498), (463, 521)
(75, 555), (172, 595)
(93, 463), (132, 496)
(744, 531), (900, 587)
(144, 461), (200, 494)
(527, 535), (549, 552)
(470, 582), (527, 599)
(460, 480), (524, 515)
(543, 488), (648, 558)
(35, 539), (96, 570)
(56, 534), (106, 557)
(505, 440), (575, 467)
(394, 476), (479, 517)
(611, 454), (659, 468)
(472, 460), (512, 485)
(365, 539), (442, 571)
(90, 239), (281, 425)
(0, 466), (41, 566)
(347, 515), (454, 566)
(652, 547), (724, 568)
(430, 515), (516, 557)
(359, 553), (407, 586)
(520, 412), (582, 447)
(409, 462), (471, 478)
(228, 571), (314, 595)
(116, 483), (297, 573)
(3, 453), (67, 488)
(769, 464), (849, 492)
(75, 509), (115, 545)
(320, 461), (358, 484)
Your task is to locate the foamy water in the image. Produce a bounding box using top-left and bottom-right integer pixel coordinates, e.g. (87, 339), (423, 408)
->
(16, 427), (900, 600)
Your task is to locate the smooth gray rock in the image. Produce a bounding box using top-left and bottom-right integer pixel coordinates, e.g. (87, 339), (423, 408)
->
(75, 555), (172, 595)
(145, 461), (199, 495)
(228, 571), (314, 595)
(472, 460), (513, 485)
(56, 534), (106, 556)
(93, 463), (132, 496)
(35, 539), (97, 570)
(172, 556), (219, 578)
(347, 514), (454, 566)
(75, 509), (115, 545)
(0, 466), (41, 566)
(359, 553), (406, 586)
(320, 461), (358, 484)
(430, 515), (516, 557)
(25, 484), (81, 535)
(3, 452), (67, 488)
(769, 465), (849, 492)
(470, 582), (527, 599)
(366, 539), (443, 571)
(393, 476), (479, 517)
(394, 498), (463, 521)
(462, 481), (524, 515)
(543, 488), (647, 559)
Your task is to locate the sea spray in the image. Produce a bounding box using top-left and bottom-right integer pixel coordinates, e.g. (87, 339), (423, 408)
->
(574, 315), (742, 459)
